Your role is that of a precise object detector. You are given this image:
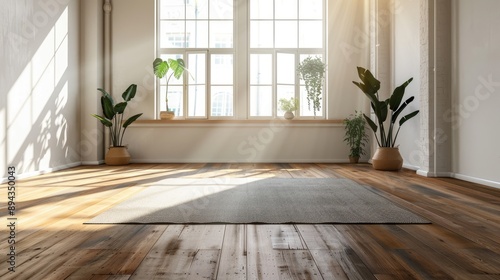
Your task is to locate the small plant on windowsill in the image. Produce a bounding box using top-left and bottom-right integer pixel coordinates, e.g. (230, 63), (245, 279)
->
(153, 57), (189, 120)
(343, 111), (369, 163)
(278, 97), (299, 120)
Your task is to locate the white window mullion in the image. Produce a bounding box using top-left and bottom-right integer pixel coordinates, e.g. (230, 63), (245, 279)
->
(206, 52), (211, 118)
(235, 0), (248, 119)
(295, 52), (300, 118)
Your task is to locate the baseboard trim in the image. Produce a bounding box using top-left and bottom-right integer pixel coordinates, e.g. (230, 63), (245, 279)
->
(130, 159), (369, 164)
(451, 173), (500, 189)
(403, 163), (420, 171)
(1, 162), (82, 183)
(416, 169), (452, 178)
(416, 169), (500, 189)
(82, 160), (105, 165)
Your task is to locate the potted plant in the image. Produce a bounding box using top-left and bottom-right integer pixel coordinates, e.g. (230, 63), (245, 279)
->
(352, 66), (419, 170)
(153, 57), (189, 120)
(343, 111), (369, 163)
(91, 84), (143, 165)
(297, 56), (326, 116)
(278, 97), (299, 119)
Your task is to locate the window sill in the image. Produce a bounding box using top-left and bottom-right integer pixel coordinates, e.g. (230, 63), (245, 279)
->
(132, 119), (344, 127)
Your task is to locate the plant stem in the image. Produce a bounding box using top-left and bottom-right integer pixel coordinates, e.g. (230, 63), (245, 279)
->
(165, 72), (174, 111)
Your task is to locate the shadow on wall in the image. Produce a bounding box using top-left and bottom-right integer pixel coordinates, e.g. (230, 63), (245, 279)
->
(0, 0), (81, 179)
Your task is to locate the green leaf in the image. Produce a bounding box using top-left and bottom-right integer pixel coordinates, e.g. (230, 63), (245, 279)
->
(374, 100), (389, 124)
(169, 58), (186, 80)
(389, 77), (413, 111)
(364, 113), (381, 147)
(101, 95), (115, 120)
(122, 84), (137, 101)
(91, 114), (113, 127)
(114, 102), (127, 114)
(399, 110), (419, 126)
(357, 67), (380, 95)
(153, 58), (169, 79)
(97, 88), (114, 106)
(392, 96), (415, 123)
(363, 114), (378, 133)
(123, 113), (143, 128)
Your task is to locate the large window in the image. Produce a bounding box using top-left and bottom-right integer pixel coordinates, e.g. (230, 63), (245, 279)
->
(157, 0), (325, 119)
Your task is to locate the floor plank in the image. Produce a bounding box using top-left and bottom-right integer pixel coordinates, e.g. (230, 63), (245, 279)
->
(216, 225), (247, 280)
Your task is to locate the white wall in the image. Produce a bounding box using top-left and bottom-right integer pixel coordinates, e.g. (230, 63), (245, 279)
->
(109, 0), (371, 163)
(393, 0), (422, 169)
(452, 0), (500, 185)
(127, 122), (347, 163)
(391, 0), (499, 187)
(0, 0), (81, 180)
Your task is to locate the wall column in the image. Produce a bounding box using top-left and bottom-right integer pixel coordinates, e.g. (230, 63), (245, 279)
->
(417, 0), (452, 177)
(80, 0), (105, 164)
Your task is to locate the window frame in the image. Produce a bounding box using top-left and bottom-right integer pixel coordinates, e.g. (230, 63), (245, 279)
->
(155, 0), (326, 120)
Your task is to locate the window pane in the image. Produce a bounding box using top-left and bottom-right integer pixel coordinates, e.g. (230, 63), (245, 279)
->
(160, 0), (184, 19)
(250, 0), (273, 19)
(275, 21), (297, 48)
(160, 85), (184, 116)
(186, 20), (208, 48)
(210, 0), (233, 19)
(299, 0), (322, 19)
(188, 53), (206, 84)
(160, 21), (185, 48)
(186, 0), (208, 19)
(250, 21), (273, 48)
(210, 21), (233, 48)
(250, 86), (272, 116)
(275, 0), (297, 19)
(188, 85), (206, 117)
(250, 54), (272, 85)
(277, 53), (295, 84)
(211, 54), (233, 85)
(211, 86), (233, 116)
(299, 21), (323, 48)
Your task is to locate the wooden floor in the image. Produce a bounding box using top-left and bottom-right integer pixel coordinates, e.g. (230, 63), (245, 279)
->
(1, 163), (500, 280)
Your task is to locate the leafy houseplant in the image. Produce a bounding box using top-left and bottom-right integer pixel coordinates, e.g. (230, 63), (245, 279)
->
(352, 66), (419, 170)
(92, 84), (142, 147)
(343, 111), (369, 163)
(153, 57), (188, 119)
(278, 97), (299, 119)
(91, 84), (143, 165)
(297, 56), (326, 116)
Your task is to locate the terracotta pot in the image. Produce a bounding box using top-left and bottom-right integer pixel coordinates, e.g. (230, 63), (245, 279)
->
(105, 146), (131, 165)
(372, 147), (403, 171)
(160, 111), (175, 120)
(284, 111), (295, 120)
(349, 156), (360, 163)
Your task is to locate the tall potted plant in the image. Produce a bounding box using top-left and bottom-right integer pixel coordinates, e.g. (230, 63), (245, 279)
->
(153, 57), (189, 120)
(297, 56), (326, 117)
(352, 67), (419, 170)
(91, 84), (143, 165)
(343, 111), (369, 163)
